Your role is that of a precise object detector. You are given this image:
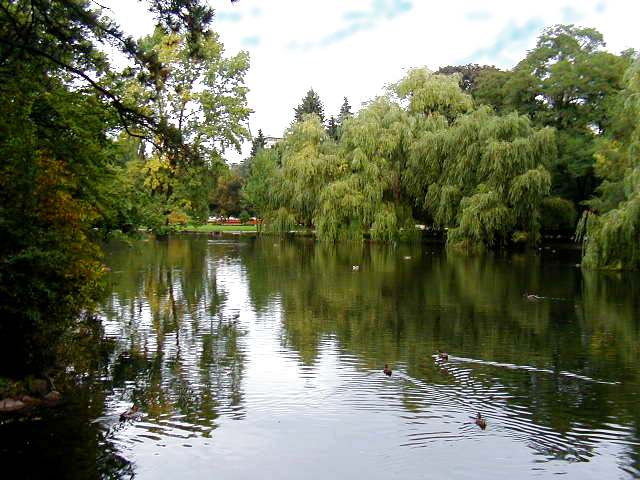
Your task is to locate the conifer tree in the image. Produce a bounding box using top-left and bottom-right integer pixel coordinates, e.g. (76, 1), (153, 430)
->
(326, 116), (339, 140)
(250, 129), (266, 157)
(338, 97), (353, 122)
(294, 89), (325, 123)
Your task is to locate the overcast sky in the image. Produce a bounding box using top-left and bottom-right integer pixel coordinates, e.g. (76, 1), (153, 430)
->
(103, 0), (640, 163)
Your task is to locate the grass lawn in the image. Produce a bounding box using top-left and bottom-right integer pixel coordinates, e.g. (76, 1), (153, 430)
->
(180, 224), (258, 233)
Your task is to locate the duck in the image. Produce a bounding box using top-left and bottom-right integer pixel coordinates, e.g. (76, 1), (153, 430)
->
(437, 349), (449, 360)
(119, 404), (139, 422)
(523, 292), (542, 301)
(383, 364), (392, 376)
(475, 413), (487, 430)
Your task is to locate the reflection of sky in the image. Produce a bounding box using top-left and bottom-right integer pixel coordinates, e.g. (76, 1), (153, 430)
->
(100, 240), (639, 479)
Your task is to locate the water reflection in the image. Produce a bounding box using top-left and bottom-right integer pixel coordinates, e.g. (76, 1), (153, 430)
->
(240, 239), (640, 477)
(3, 236), (639, 479)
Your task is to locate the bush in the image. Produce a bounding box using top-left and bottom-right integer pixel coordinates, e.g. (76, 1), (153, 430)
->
(540, 197), (577, 232)
(239, 210), (251, 224)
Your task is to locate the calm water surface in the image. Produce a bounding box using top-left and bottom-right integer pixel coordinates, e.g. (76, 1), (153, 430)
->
(2, 236), (640, 479)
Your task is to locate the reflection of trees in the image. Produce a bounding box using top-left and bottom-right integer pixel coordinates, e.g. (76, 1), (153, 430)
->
(101, 236), (246, 439)
(0, 317), (134, 479)
(242, 239), (640, 463)
(0, 400), (135, 479)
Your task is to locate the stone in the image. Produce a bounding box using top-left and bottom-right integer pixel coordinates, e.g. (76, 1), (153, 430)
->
(20, 395), (40, 404)
(0, 398), (25, 412)
(44, 391), (61, 403)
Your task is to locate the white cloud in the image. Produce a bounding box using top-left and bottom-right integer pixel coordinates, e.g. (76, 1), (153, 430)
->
(101, 0), (640, 163)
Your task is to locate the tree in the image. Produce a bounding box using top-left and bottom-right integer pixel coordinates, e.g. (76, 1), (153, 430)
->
(435, 64), (501, 93)
(410, 108), (555, 248)
(338, 97), (353, 122)
(486, 25), (633, 206)
(243, 148), (280, 233)
(245, 116), (340, 232)
(326, 116), (339, 140)
(399, 68), (555, 248)
(127, 27), (251, 230)
(318, 69), (473, 243)
(578, 57), (640, 269)
(294, 88), (325, 123)
(209, 167), (245, 218)
(0, 0), (242, 377)
(317, 93), (416, 243)
(250, 129), (266, 157)
(245, 68), (556, 248)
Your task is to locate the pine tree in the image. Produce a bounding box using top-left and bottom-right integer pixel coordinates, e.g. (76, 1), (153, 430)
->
(250, 129), (266, 157)
(326, 116), (339, 140)
(294, 89), (325, 123)
(338, 97), (352, 122)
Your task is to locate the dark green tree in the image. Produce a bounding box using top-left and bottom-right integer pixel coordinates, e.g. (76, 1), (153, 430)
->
(209, 167), (245, 218)
(250, 129), (266, 157)
(436, 64), (501, 93)
(326, 116), (339, 140)
(294, 88), (325, 123)
(338, 97), (353, 122)
(482, 25), (633, 207)
(578, 57), (640, 270)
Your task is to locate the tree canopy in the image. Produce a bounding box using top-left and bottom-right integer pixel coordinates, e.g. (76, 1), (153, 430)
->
(578, 57), (640, 269)
(246, 68), (556, 248)
(0, 0), (247, 376)
(293, 88), (325, 123)
(474, 25), (633, 207)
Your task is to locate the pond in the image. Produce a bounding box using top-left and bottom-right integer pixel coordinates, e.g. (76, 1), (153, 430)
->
(1, 236), (640, 479)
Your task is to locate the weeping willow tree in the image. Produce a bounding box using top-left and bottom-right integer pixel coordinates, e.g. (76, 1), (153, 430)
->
(316, 69), (472, 242)
(246, 115), (340, 233)
(245, 68), (556, 247)
(316, 97), (415, 242)
(403, 72), (556, 248)
(578, 59), (640, 270)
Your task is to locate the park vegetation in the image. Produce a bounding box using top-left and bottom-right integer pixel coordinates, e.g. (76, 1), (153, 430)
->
(245, 26), (639, 266)
(0, 0), (247, 377)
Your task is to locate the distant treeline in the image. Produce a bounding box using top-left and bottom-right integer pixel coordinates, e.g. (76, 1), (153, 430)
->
(243, 25), (640, 270)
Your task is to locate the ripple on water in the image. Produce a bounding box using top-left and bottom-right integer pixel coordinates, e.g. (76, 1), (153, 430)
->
(83, 238), (640, 480)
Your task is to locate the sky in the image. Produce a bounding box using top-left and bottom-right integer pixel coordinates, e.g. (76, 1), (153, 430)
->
(102, 0), (640, 163)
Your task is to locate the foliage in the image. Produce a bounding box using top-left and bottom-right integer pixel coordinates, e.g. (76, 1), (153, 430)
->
(578, 58), (640, 269)
(326, 116), (339, 140)
(243, 147), (280, 230)
(435, 64), (501, 93)
(247, 68), (554, 247)
(277, 116), (341, 229)
(250, 129), (266, 157)
(294, 88), (325, 123)
(123, 28), (251, 230)
(0, 0), (243, 376)
(209, 166), (245, 218)
(474, 25), (633, 206)
(402, 73), (555, 248)
(339, 96), (353, 122)
(239, 211), (251, 224)
(540, 197), (577, 232)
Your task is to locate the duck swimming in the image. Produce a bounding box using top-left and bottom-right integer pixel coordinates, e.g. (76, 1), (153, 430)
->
(119, 404), (139, 422)
(475, 413), (487, 430)
(383, 364), (392, 376)
(523, 292), (542, 301)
